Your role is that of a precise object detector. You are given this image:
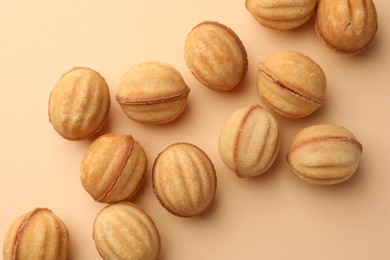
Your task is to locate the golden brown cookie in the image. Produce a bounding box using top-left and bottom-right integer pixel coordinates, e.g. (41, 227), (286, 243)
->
(246, 0), (317, 30)
(184, 21), (248, 92)
(3, 208), (69, 260)
(116, 62), (190, 124)
(152, 143), (217, 217)
(219, 104), (281, 178)
(287, 124), (363, 185)
(80, 133), (147, 203)
(93, 202), (161, 260)
(315, 0), (378, 54)
(49, 67), (111, 140)
(257, 50), (326, 118)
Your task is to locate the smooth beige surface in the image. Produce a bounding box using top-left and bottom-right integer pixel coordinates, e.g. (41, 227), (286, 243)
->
(1, 1), (389, 259)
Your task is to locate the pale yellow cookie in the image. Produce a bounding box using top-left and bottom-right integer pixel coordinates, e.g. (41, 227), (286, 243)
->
(49, 67), (110, 140)
(3, 208), (69, 260)
(184, 21), (248, 91)
(219, 104), (281, 178)
(246, 0), (317, 30)
(257, 50), (326, 118)
(80, 133), (147, 203)
(116, 62), (190, 124)
(93, 202), (161, 260)
(287, 124), (363, 185)
(152, 143), (217, 217)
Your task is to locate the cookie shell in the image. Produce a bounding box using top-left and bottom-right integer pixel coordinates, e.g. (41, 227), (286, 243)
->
(219, 104), (281, 178)
(116, 62), (190, 124)
(257, 50), (326, 118)
(287, 124), (363, 185)
(315, 0), (378, 54)
(246, 0), (317, 30)
(49, 67), (111, 140)
(3, 208), (69, 260)
(184, 21), (248, 92)
(93, 202), (161, 260)
(152, 143), (217, 217)
(80, 133), (147, 203)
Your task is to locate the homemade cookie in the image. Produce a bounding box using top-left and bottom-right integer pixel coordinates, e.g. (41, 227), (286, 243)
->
(257, 50), (326, 118)
(184, 21), (248, 91)
(315, 0), (378, 54)
(219, 104), (281, 177)
(80, 133), (147, 203)
(49, 67), (111, 140)
(3, 208), (69, 260)
(152, 143), (217, 217)
(246, 0), (317, 30)
(116, 62), (190, 124)
(93, 202), (161, 260)
(287, 124), (363, 185)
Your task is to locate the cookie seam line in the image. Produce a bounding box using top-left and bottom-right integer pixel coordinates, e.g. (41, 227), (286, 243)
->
(288, 135), (363, 154)
(260, 68), (323, 105)
(116, 88), (190, 105)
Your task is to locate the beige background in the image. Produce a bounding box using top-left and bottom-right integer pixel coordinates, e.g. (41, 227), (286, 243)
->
(1, 1), (389, 259)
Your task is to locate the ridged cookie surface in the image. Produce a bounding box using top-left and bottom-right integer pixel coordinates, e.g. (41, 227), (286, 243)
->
(153, 143), (217, 217)
(257, 50), (326, 118)
(246, 0), (316, 30)
(49, 67), (110, 140)
(287, 124), (363, 185)
(219, 104), (280, 178)
(315, 0), (378, 54)
(93, 203), (160, 260)
(184, 21), (248, 91)
(3, 208), (69, 260)
(80, 133), (147, 203)
(116, 62), (190, 124)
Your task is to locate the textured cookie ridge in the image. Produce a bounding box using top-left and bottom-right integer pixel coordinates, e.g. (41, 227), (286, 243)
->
(219, 104), (281, 177)
(152, 143), (217, 217)
(245, 0), (317, 30)
(80, 133), (147, 203)
(315, 0), (378, 54)
(257, 50), (326, 118)
(116, 62), (190, 124)
(184, 21), (248, 91)
(93, 203), (160, 260)
(287, 124), (363, 185)
(49, 67), (111, 140)
(3, 208), (69, 260)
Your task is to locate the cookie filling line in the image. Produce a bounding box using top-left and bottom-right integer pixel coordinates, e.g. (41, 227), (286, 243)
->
(260, 69), (323, 105)
(116, 88), (190, 105)
(288, 135), (363, 154)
